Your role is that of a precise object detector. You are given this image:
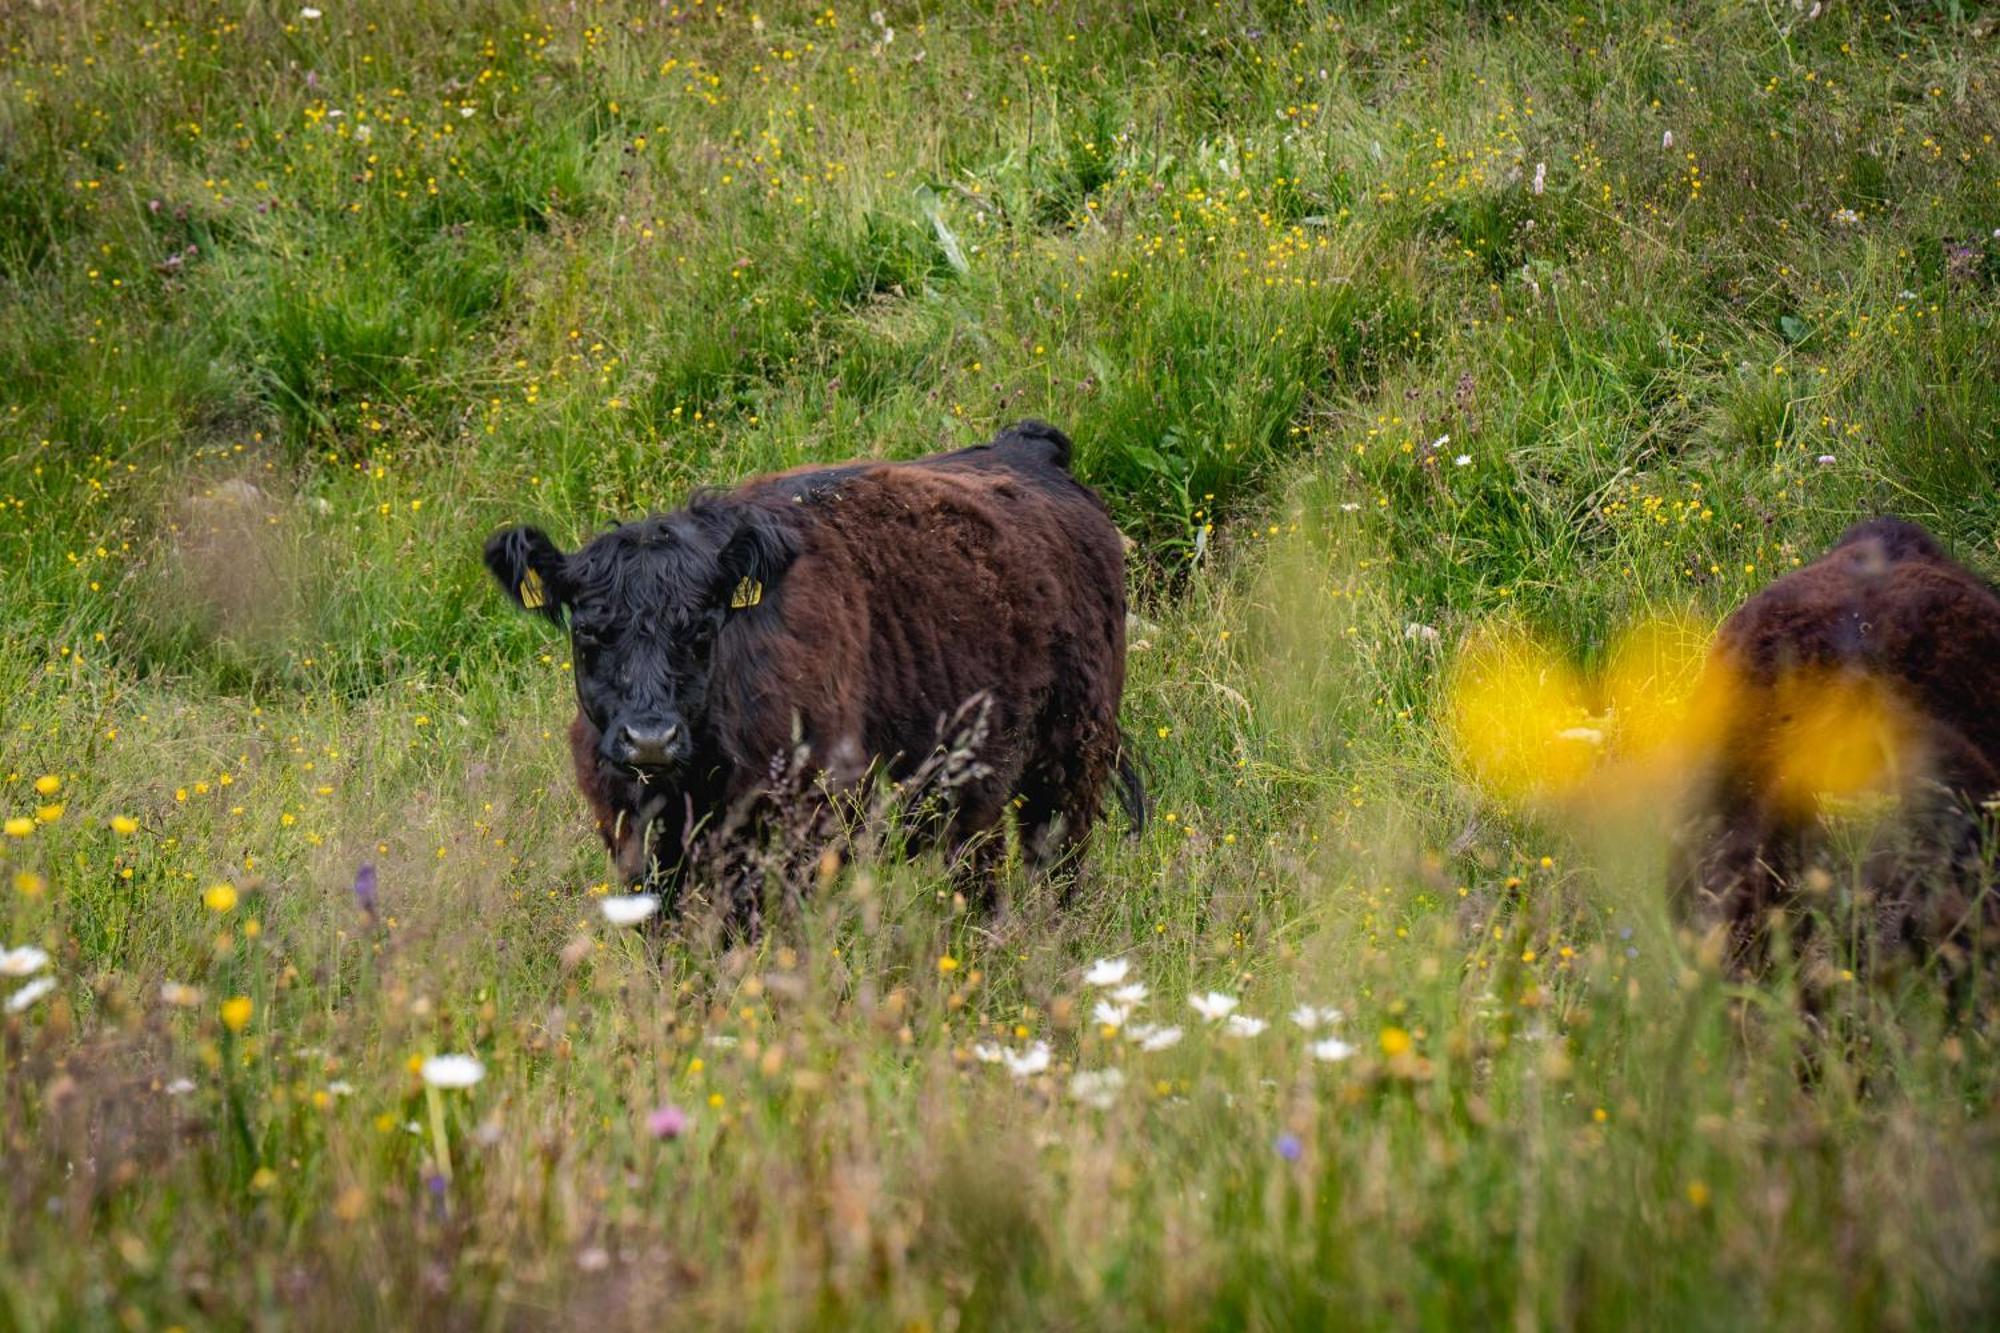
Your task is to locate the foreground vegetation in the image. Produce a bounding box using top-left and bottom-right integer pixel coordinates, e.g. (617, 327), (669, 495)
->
(4, 1), (2000, 1326)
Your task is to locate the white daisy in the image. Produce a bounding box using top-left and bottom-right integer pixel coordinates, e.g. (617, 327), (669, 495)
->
(1310, 1038), (1357, 1063)
(1188, 992), (1238, 1022)
(419, 1054), (485, 1088)
(1001, 1041), (1051, 1079)
(1082, 958), (1131, 988)
(1069, 1068), (1125, 1110)
(0, 945), (49, 977)
(599, 894), (660, 927)
(6, 976), (55, 1013)
(1223, 1015), (1268, 1039)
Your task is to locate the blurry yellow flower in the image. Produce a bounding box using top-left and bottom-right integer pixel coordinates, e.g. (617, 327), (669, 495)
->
(1378, 1026), (1413, 1057)
(110, 815), (139, 835)
(220, 996), (254, 1032)
(1445, 627), (1595, 803)
(203, 883), (238, 913)
(250, 1167), (278, 1193)
(937, 955), (959, 974)
(3, 818), (33, 839)
(13, 871), (46, 897)
(34, 804), (63, 824)
(1687, 1180), (1712, 1208)
(33, 775), (60, 796)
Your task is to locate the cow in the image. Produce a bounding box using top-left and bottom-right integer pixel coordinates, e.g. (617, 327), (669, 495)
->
(484, 420), (1144, 926)
(1673, 517), (2000, 985)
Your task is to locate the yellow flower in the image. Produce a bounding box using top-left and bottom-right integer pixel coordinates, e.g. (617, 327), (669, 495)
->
(34, 804), (63, 824)
(32, 775), (60, 796)
(110, 815), (139, 835)
(936, 955), (959, 974)
(1378, 1026), (1413, 1057)
(249, 1166), (278, 1193)
(1686, 1180), (1712, 1208)
(3, 818), (33, 839)
(203, 883), (238, 913)
(220, 996), (254, 1032)
(12, 871), (46, 897)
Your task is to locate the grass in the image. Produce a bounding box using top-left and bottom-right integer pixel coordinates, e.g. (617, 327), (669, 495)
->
(3, 0), (2000, 1326)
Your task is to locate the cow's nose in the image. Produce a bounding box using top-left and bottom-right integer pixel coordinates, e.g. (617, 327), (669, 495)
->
(616, 722), (684, 768)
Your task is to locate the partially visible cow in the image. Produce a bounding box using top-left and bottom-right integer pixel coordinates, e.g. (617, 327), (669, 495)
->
(1674, 517), (2000, 980)
(486, 420), (1143, 925)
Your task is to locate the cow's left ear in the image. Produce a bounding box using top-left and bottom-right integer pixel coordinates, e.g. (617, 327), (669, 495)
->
(484, 525), (571, 624)
(711, 510), (796, 612)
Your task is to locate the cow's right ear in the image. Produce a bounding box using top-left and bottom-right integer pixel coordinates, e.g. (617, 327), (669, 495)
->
(484, 526), (570, 624)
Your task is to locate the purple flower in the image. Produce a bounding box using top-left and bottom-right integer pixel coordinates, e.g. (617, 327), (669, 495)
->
(425, 1171), (448, 1199)
(1275, 1133), (1303, 1162)
(647, 1104), (689, 1140)
(353, 864), (378, 920)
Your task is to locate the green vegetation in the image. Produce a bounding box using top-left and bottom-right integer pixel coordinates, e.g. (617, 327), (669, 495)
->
(3, 1), (1999, 1326)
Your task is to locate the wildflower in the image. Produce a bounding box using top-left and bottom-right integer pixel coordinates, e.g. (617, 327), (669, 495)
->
(1109, 982), (1149, 1007)
(352, 863), (378, 918)
(1223, 1014), (1268, 1038)
(165, 1077), (197, 1096)
(109, 815), (139, 835)
(1188, 992), (1238, 1022)
(7, 818), (37, 838)
(646, 1104), (690, 1139)
(1310, 1037), (1357, 1063)
(160, 981), (203, 1007)
(34, 804), (62, 824)
(599, 894), (660, 927)
(971, 1042), (1005, 1064)
(1662, 129), (1675, 150)
(1128, 1024), (1183, 1052)
(299, 6), (322, 17)
(420, 1054), (486, 1089)
(1069, 1068), (1125, 1110)
(1816, 454), (1836, 466)
(1378, 1027), (1413, 1057)
(220, 996), (254, 1032)
(33, 776), (60, 796)
(327, 1080), (355, 1097)
(1001, 1041), (1052, 1079)
(936, 954), (959, 974)
(204, 883), (238, 913)
(1275, 1132), (1303, 1161)
(1404, 623), (1441, 645)
(1289, 1005), (1344, 1030)
(1531, 162), (1546, 195)
(7, 976), (56, 1013)
(1831, 208), (1860, 226)
(1687, 1180), (1712, 1208)
(12, 872), (45, 897)
(0, 945), (49, 977)
(1082, 957), (1131, 987)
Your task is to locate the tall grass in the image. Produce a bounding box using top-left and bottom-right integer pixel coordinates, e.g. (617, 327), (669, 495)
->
(2, 1), (1999, 1327)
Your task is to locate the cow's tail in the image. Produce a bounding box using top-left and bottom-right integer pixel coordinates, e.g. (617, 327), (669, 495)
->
(1112, 729), (1148, 837)
(1003, 418), (1074, 472)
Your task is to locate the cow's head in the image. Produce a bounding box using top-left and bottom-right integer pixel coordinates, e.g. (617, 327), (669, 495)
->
(485, 499), (795, 774)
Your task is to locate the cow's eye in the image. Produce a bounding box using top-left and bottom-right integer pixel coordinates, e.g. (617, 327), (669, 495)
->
(572, 625), (610, 652)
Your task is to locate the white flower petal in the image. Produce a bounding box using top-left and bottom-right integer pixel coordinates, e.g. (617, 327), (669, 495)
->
(6, 976), (55, 1013)
(1289, 1005), (1344, 1031)
(420, 1054), (486, 1088)
(1069, 1067), (1125, 1110)
(165, 1077), (197, 1096)
(1223, 1015), (1268, 1038)
(599, 894), (661, 927)
(0, 946), (49, 977)
(1310, 1037), (1357, 1063)
(1091, 999), (1130, 1030)
(1001, 1041), (1051, 1079)
(1188, 991), (1238, 1022)
(1082, 958), (1131, 988)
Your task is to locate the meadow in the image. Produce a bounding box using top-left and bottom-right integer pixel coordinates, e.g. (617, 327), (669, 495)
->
(4, 0), (2000, 1327)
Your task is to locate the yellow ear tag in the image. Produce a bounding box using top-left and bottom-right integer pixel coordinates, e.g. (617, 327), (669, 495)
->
(519, 567), (546, 610)
(729, 576), (763, 609)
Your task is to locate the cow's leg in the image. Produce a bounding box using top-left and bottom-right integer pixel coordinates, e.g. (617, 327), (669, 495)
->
(944, 786), (1010, 913)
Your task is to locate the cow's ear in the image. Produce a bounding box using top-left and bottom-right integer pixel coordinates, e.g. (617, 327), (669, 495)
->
(484, 525), (570, 623)
(711, 510), (796, 612)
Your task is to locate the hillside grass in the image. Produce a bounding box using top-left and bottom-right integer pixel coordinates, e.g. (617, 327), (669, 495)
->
(3, 1), (2000, 1327)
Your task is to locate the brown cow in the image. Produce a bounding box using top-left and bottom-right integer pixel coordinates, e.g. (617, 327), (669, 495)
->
(1674, 517), (2000, 980)
(486, 421), (1143, 925)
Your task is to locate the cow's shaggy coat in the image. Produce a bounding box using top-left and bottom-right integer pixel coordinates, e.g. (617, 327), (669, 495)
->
(487, 421), (1142, 921)
(1674, 517), (2000, 976)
